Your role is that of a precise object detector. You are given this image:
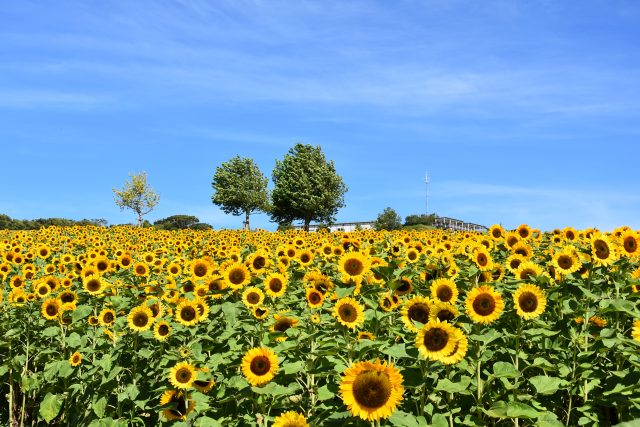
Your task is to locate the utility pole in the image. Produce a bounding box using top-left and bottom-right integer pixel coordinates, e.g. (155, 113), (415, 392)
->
(425, 171), (430, 215)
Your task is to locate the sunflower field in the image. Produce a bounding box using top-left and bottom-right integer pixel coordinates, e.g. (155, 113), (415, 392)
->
(1, 225), (639, 426)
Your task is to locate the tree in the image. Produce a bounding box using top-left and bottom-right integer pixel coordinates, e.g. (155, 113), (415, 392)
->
(211, 156), (269, 230)
(373, 207), (403, 231)
(154, 215), (200, 230)
(113, 172), (160, 227)
(404, 213), (436, 226)
(270, 143), (347, 231)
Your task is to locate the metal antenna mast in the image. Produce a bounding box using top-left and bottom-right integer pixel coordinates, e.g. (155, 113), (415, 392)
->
(425, 171), (430, 215)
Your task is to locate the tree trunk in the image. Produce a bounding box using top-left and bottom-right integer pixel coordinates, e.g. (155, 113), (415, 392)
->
(137, 211), (143, 227)
(303, 217), (311, 232)
(244, 210), (250, 231)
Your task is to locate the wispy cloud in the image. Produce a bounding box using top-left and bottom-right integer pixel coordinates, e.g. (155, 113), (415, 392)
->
(0, 89), (112, 109)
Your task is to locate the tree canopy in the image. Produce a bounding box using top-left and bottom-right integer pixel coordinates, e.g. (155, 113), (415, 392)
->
(373, 207), (403, 231)
(0, 214), (107, 230)
(153, 215), (211, 230)
(211, 156), (269, 230)
(270, 143), (347, 231)
(113, 172), (160, 227)
(404, 213), (436, 226)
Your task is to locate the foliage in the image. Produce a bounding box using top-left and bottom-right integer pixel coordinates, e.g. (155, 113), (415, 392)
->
(1, 225), (639, 426)
(112, 172), (160, 227)
(404, 214), (436, 227)
(0, 214), (107, 230)
(373, 207), (403, 231)
(154, 215), (210, 231)
(270, 143), (347, 231)
(211, 156), (269, 230)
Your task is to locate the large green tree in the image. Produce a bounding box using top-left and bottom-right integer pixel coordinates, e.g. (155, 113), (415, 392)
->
(271, 143), (347, 231)
(112, 172), (160, 227)
(373, 207), (403, 231)
(211, 156), (269, 230)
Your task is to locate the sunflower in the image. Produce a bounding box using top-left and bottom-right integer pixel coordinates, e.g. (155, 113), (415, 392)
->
(127, 305), (154, 332)
(298, 249), (314, 266)
(358, 331), (376, 341)
(223, 262), (251, 289)
(333, 297), (365, 329)
(472, 247), (493, 271)
(99, 308), (116, 326)
(415, 320), (460, 361)
(154, 320), (172, 341)
(429, 301), (459, 322)
(159, 390), (196, 421)
(241, 347), (279, 386)
(338, 251), (370, 284)
(513, 284), (546, 320)
(553, 249), (581, 275)
(119, 253), (133, 269)
(394, 277), (413, 296)
(591, 233), (617, 267)
(400, 296), (431, 332)
(306, 287), (324, 308)
(309, 313), (321, 324)
(82, 274), (104, 295)
(340, 359), (404, 421)
(516, 224), (532, 239)
(167, 262), (182, 276)
(88, 315), (100, 326)
(132, 262), (149, 277)
(272, 411), (309, 427)
(242, 287), (265, 307)
(440, 327), (468, 365)
(466, 285), (504, 325)
(430, 278), (458, 304)
(175, 299), (200, 327)
(41, 298), (61, 320)
(169, 361), (197, 389)
(190, 259), (211, 281)
(489, 224), (505, 240)
(515, 261), (543, 281)
(69, 351), (82, 367)
(632, 319), (640, 342)
(619, 230), (640, 257)
(405, 247), (420, 263)
(264, 272), (288, 298)
(252, 306), (269, 320)
(271, 314), (299, 335)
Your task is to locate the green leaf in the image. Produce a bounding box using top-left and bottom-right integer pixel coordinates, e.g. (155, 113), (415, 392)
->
(93, 396), (107, 418)
(194, 417), (224, 427)
(385, 343), (409, 359)
(493, 361), (519, 378)
(388, 410), (425, 426)
(434, 376), (472, 394)
(65, 332), (83, 348)
(283, 361), (305, 375)
(536, 412), (564, 427)
(506, 402), (540, 419)
(530, 376), (565, 395)
(39, 393), (63, 423)
(334, 286), (354, 298)
(485, 401), (508, 418)
(71, 304), (93, 322)
(317, 385), (335, 401)
(41, 326), (61, 337)
(431, 414), (449, 427)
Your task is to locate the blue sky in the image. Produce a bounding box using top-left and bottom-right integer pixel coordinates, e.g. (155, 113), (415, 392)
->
(1, 0), (639, 231)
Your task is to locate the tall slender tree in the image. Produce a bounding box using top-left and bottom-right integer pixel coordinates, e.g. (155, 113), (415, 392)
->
(270, 143), (347, 231)
(211, 156), (269, 230)
(113, 172), (160, 227)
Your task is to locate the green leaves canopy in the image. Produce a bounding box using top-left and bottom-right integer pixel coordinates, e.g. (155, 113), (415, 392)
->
(270, 143), (347, 230)
(211, 156), (269, 229)
(373, 207), (403, 231)
(112, 172), (159, 227)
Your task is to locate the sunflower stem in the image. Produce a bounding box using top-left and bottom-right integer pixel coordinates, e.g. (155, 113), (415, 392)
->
(513, 318), (522, 427)
(476, 337), (483, 420)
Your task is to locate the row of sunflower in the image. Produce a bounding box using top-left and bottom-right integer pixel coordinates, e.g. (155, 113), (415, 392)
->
(0, 224), (639, 426)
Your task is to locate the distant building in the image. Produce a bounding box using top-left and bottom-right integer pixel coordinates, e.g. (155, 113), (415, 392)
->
(433, 215), (488, 233)
(292, 221), (374, 233)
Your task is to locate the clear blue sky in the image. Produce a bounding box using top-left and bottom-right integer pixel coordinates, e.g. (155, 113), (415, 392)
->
(1, 1), (639, 231)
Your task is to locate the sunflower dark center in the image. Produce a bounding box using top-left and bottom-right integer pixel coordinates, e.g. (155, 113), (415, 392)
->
(477, 254), (488, 266)
(46, 304), (58, 316)
(492, 229), (502, 238)
(136, 265), (146, 274)
(624, 237), (637, 252)
(424, 328), (449, 351)
(255, 308), (267, 316)
(133, 312), (149, 327)
(176, 368), (192, 383)
(252, 257), (266, 269)
(269, 279), (283, 293)
(408, 303), (430, 324)
(86, 280), (101, 292)
(170, 266), (179, 274)
(594, 240), (610, 259)
(121, 257), (131, 266)
(250, 356), (271, 375)
(437, 309), (456, 322)
(436, 285), (453, 302)
(515, 248), (528, 257)
(558, 255), (573, 270)
(274, 318), (293, 332)
(519, 269), (536, 280)
(229, 269), (246, 285)
(308, 292), (321, 304)
(158, 324), (170, 335)
(339, 304), (357, 322)
(408, 251), (418, 261)
(510, 259), (522, 270)
(103, 312), (114, 323)
(61, 293), (75, 303)
(518, 292), (538, 313)
(472, 294), (496, 316)
(180, 306), (197, 321)
(97, 261), (108, 271)
(300, 254), (310, 263)
(247, 292), (260, 304)
(396, 281), (411, 293)
(193, 263), (208, 277)
(352, 371), (392, 409)
(345, 259), (364, 276)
